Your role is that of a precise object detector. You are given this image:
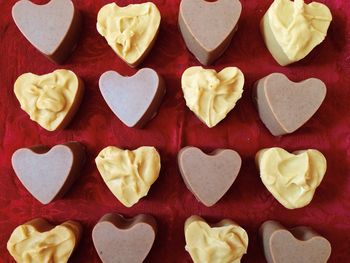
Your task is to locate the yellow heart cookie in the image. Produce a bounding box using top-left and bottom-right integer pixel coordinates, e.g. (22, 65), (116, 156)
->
(14, 69), (84, 131)
(97, 2), (161, 67)
(7, 218), (82, 263)
(185, 215), (248, 263)
(256, 147), (327, 209)
(261, 0), (332, 66)
(181, 66), (244, 128)
(95, 146), (161, 207)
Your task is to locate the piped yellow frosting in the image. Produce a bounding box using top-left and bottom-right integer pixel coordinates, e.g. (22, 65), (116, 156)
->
(14, 69), (80, 131)
(261, 0), (332, 66)
(185, 215), (248, 263)
(181, 66), (244, 128)
(7, 219), (81, 263)
(97, 2), (161, 66)
(95, 146), (161, 207)
(256, 147), (327, 209)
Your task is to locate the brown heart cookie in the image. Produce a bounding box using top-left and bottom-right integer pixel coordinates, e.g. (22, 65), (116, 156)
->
(92, 213), (157, 263)
(253, 73), (326, 136)
(12, 0), (82, 64)
(178, 147), (241, 207)
(11, 142), (86, 204)
(260, 220), (331, 263)
(99, 68), (165, 128)
(179, 0), (242, 65)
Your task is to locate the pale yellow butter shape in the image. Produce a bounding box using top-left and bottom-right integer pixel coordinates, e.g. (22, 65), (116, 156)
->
(7, 219), (80, 263)
(181, 66), (244, 128)
(256, 147), (327, 209)
(185, 215), (248, 263)
(14, 69), (80, 131)
(97, 2), (161, 66)
(261, 0), (332, 66)
(95, 146), (161, 207)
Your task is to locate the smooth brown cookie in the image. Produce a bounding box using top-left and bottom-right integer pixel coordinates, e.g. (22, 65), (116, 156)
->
(11, 142), (86, 204)
(260, 220), (331, 263)
(92, 213), (157, 263)
(99, 68), (165, 128)
(253, 73), (326, 136)
(178, 147), (241, 207)
(179, 0), (242, 65)
(12, 0), (82, 64)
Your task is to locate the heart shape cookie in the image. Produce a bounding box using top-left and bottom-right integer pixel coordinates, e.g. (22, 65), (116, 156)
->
(260, 220), (331, 263)
(97, 2), (161, 67)
(92, 213), (157, 263)
(254, 73), (326, 136)
(11, 142), (86, 204)
(256, 147), (327, 209)
(95, 146), (161, 207)
(12, 0), (82, 64)
(178, 147), (241, 206)
(261, 0), (332, 66)
(182, 66), (244, 128)
(7, 218), (82, 263)
(99, 68), (165, 128)
(179, 0), (242, 65)
(14, 69), (84, 131)
(185, 215), (248, 263)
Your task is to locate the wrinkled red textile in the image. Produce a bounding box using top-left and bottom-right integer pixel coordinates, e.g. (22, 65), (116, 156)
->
(1, 0), (350, 262)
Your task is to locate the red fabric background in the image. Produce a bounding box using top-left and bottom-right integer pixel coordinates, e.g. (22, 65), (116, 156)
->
(1, 0), (350, 262)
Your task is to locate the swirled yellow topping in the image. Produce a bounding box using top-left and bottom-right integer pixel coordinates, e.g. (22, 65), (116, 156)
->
(261, 0), (332, 66)
(181, 66), (244, 128)
(7, 219), (81, 263)
(95, 146), (161, 207)
(14, 69), (80, 131)
(256, 147), (327, 209)
(185, 216), (248, 263)
(97, 2), (161, 66)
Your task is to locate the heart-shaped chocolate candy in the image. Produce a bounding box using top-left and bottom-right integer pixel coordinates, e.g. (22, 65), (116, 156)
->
(260, 220), (331, 263)
(99, 68), (165, 128)
(185, 215), (248, 263)
(14, 69), (85, 132)
(12, 0), (82, 64)
(253, 73), (326, 136)
(92, 213), (157, 263)
(179, 0), (242, 65)
(178, 147), (241, 207)
(7, 218), (82, 263)
(97, 2), (161, 67)
(182, 66), (244, 128)
(256, 147), (326, 209)
(95, 146), (161, 207)
(261, 0), (332, 66)
(11, 142), (85, 204)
